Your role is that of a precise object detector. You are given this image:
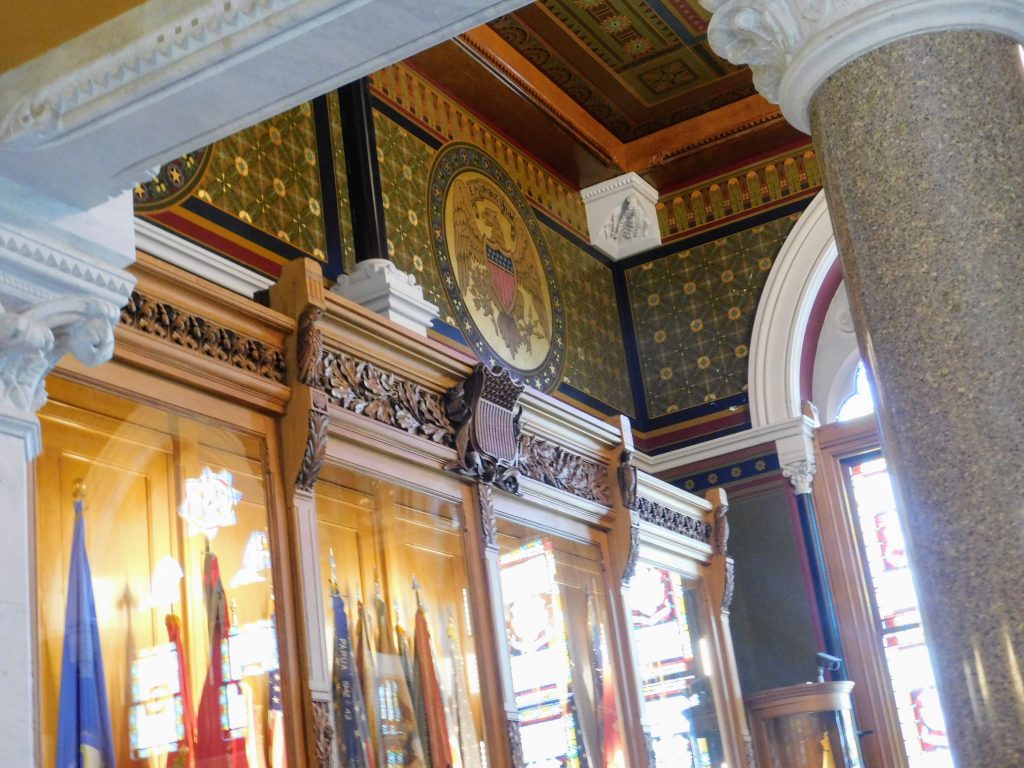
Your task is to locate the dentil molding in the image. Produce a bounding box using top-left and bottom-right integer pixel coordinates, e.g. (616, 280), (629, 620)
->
(702, 0), (1024, 132)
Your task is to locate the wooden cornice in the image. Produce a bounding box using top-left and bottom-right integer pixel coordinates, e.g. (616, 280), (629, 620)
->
(624, 95), (783, 171)
(457, 27), (785, 178)
(457, 26), (626, 168)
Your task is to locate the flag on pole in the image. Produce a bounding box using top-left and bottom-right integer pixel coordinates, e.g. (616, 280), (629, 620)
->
(196, 548), (249, 768)
(56, 493), (116, 768)
(332, 592), (373, 768)
(375, 591), (425, 768)
(166, 613), (198, 768)
(267, 670), (287, 768)
(413, 604), (453, 768)
(444, 618), (480, 768)
(356, 600), (385, 768)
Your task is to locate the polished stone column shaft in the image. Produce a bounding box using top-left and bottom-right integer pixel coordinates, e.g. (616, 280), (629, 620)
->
(811, 30), (1024, 765)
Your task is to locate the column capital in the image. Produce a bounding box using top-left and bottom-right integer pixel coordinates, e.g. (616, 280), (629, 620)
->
(0, 182), (135, 457)
(701, 0), (1024, 132)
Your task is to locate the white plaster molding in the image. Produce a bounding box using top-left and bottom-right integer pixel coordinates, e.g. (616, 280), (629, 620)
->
(581, 172), (662, 260)
(135, 218), (273, 297)
(0, 182), (136, 456)
(635, 414), (817, 475)
(331, 259), (439, 337)
(747, 190), (836, 430)
(702, 0), (1024, 132)
(0, 0), (534, 207)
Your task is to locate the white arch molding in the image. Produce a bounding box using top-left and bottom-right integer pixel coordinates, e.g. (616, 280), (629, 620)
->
(747, 190), (839, 429)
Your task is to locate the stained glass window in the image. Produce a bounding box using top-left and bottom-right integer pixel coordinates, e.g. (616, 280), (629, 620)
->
(845, 454), (952, 768)
(498, 522), (624, 768)
(626, 564), (725, 768)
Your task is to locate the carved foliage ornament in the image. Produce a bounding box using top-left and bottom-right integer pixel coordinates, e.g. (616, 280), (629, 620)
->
(782, 458), (817, 495)
(477, 483), (499, 551)
(507, 719), (525, 768)
(518, 433), (612, 505)
(295, 308), (329, 492)
(636, 497), (713, 544)
(119, 291), (286, 382)
(0, 296), (118, 412)
(311, 698), (334, 768)
(445, 364), (524, 494)
(322, 349), (452, 445)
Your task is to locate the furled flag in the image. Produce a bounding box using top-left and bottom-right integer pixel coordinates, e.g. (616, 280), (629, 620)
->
(268, 670), (287, 768)
(56, 494), (116, 768)
(589, 591), (623, 768)
(166, 613), (198, 768)
(375, 591), (425, 768)
(413, 603), (453, 768)
(196, 549), (249, 768)
(444, 617), (481, 768)
(355, 600), (384, 768)
(332, 591), (373, 768)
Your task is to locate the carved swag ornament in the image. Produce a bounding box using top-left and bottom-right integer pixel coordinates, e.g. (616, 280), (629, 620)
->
(635, 497), (713, 544)
(519, 434), (612, 505)
(445, 364), (524, 494)
(120, 291), (286, 382)
(323, 350), (452, 445)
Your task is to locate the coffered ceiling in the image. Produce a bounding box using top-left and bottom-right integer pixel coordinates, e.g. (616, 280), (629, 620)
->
(488, 0), (754, 142)
(406, 0), (807, 191)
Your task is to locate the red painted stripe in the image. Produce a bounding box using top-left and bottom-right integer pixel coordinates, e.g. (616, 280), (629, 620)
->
(147, 211), (283, 277)
(800, 258), (844, 402)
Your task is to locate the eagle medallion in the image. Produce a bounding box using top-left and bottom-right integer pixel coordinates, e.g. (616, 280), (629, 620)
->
(429, 143), (565, 392)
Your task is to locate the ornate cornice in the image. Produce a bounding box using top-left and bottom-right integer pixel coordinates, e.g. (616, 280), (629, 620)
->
(119, 291), (286, 383)
(0, 0), (313, 150)
(636, 496), (713, 544)
(518, 433), (612, 505)
(702, 0), (1024, 131)
(322, 349), (453, 446)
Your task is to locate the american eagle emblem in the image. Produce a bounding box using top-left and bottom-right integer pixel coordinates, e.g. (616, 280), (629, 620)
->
(450, 176), (551, 360)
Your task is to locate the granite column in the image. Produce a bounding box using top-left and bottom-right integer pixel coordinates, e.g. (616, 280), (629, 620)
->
(702, 2), (1024, 764)
(809, 31), (1024, 765)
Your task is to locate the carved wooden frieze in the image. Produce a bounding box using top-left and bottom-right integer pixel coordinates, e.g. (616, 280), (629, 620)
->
(445, 364), (524, 493)
(322, 349), (453, 446)
(119, 291), (286, 381)
(518, 433), (611, 505)
(635, 497), (713, 544)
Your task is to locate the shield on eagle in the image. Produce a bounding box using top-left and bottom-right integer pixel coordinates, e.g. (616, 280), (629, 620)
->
(469, 365), (523, 465)
(485, 244), (518, 313)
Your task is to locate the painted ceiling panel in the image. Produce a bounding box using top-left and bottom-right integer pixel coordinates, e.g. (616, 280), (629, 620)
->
(488, 0), (755, 141)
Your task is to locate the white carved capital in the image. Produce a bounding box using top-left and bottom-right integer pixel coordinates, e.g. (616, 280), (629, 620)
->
(0, 181), (136, 456)
(581, 172), (662, 261)
(781, 458), (817, 495)
(702, 0), (1024, 132)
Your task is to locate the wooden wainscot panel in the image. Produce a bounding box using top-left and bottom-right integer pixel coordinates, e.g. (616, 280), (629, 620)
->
(113, 251), (294, 414)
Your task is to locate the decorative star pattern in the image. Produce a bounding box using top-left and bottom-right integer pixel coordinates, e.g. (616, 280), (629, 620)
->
(543, 225), (633, 415)
(627, 214), (800, 417)
(197, 102), (328, 261)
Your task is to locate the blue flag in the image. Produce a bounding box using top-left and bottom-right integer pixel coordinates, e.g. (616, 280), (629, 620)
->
(332, 592), (373, 768)
(56, 500), (116, 768)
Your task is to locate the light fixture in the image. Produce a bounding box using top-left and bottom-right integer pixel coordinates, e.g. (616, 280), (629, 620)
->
(179, 467), (241, 539)
(230, 530), (272, 588)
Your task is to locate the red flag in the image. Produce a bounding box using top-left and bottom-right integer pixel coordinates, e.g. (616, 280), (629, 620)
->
(413, 607), (453, 768)
(166, 614), (198, 768)
(196, 551), (248, 768)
